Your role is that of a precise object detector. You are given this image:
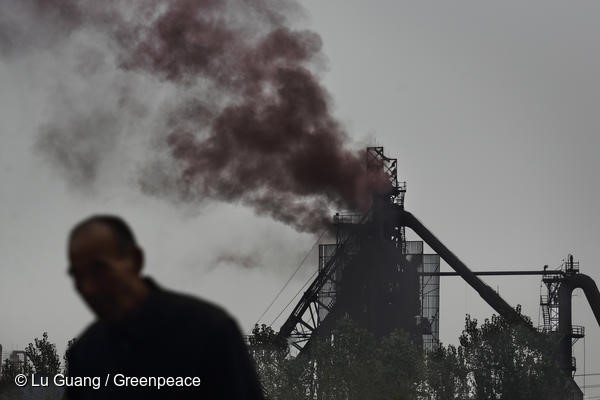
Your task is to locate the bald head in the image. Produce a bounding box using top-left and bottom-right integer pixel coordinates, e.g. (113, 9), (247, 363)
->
(69, 215), (138, 256)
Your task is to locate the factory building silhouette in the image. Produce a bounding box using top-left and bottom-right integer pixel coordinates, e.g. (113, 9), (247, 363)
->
(266, 147), (599, 399)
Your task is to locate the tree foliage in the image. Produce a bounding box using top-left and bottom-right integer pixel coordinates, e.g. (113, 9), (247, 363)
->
(0, 332), (64, 399)
(24, 332), (61, 377)
(249, 324), (289, 397)
(250, 308), (573, 400)
(0, 358), (23, 386)
(425, 344), (469, 400)
(457, 307), (568, 400)
(249, 318), (425, 400)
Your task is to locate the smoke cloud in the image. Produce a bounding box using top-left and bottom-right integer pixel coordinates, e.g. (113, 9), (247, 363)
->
(1, 0), (389, 232)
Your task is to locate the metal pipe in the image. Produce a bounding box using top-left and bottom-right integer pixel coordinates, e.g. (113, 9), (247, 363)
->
(420, 270), (557, 276)
(396, 209), (533, 329)
(558, 273), (600, 373)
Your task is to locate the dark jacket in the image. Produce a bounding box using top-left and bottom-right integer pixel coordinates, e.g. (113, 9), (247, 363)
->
(66, 278), (265, 399)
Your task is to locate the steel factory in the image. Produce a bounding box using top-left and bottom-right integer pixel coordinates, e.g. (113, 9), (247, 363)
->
(266, 147), (600, 399)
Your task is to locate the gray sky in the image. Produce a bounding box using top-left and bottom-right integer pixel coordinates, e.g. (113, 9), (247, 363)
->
(1, 0), (599, 394)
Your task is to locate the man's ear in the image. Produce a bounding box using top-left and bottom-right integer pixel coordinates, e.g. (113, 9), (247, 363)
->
(133, 247), (145, 274)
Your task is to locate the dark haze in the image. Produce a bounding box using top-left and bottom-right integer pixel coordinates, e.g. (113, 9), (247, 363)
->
(1, 0), (389, 232)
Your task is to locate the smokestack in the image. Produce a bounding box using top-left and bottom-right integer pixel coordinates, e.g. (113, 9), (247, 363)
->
(1, 0), (390, 232)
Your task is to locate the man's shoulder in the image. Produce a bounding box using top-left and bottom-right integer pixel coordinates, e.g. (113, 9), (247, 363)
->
(67, 320), (104, 364)
(145, 279), (246, 342)
(156, 285), (233, 327)
(70, 283), (236, 352)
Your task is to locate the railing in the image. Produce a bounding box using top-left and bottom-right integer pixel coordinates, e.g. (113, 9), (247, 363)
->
(537, 326), (553, 334)
(566, 261), (580, 273)
(571, 325), (585, 338)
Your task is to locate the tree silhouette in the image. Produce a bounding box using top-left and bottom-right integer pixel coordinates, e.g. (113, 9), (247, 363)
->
(249, 309), (574, 400)
(24, 332), (61, 377)
(458, 307), (568, 400)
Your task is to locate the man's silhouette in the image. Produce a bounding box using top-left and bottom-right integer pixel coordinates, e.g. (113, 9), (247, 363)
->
(66, 215), (264, 399)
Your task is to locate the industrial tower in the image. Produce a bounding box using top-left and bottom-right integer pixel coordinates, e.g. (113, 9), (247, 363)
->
(275, 147), (600, 398)
(277, 147), (440, 353)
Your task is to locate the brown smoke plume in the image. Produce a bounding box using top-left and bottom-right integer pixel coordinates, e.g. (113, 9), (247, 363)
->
(1, 0), (390, 232)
